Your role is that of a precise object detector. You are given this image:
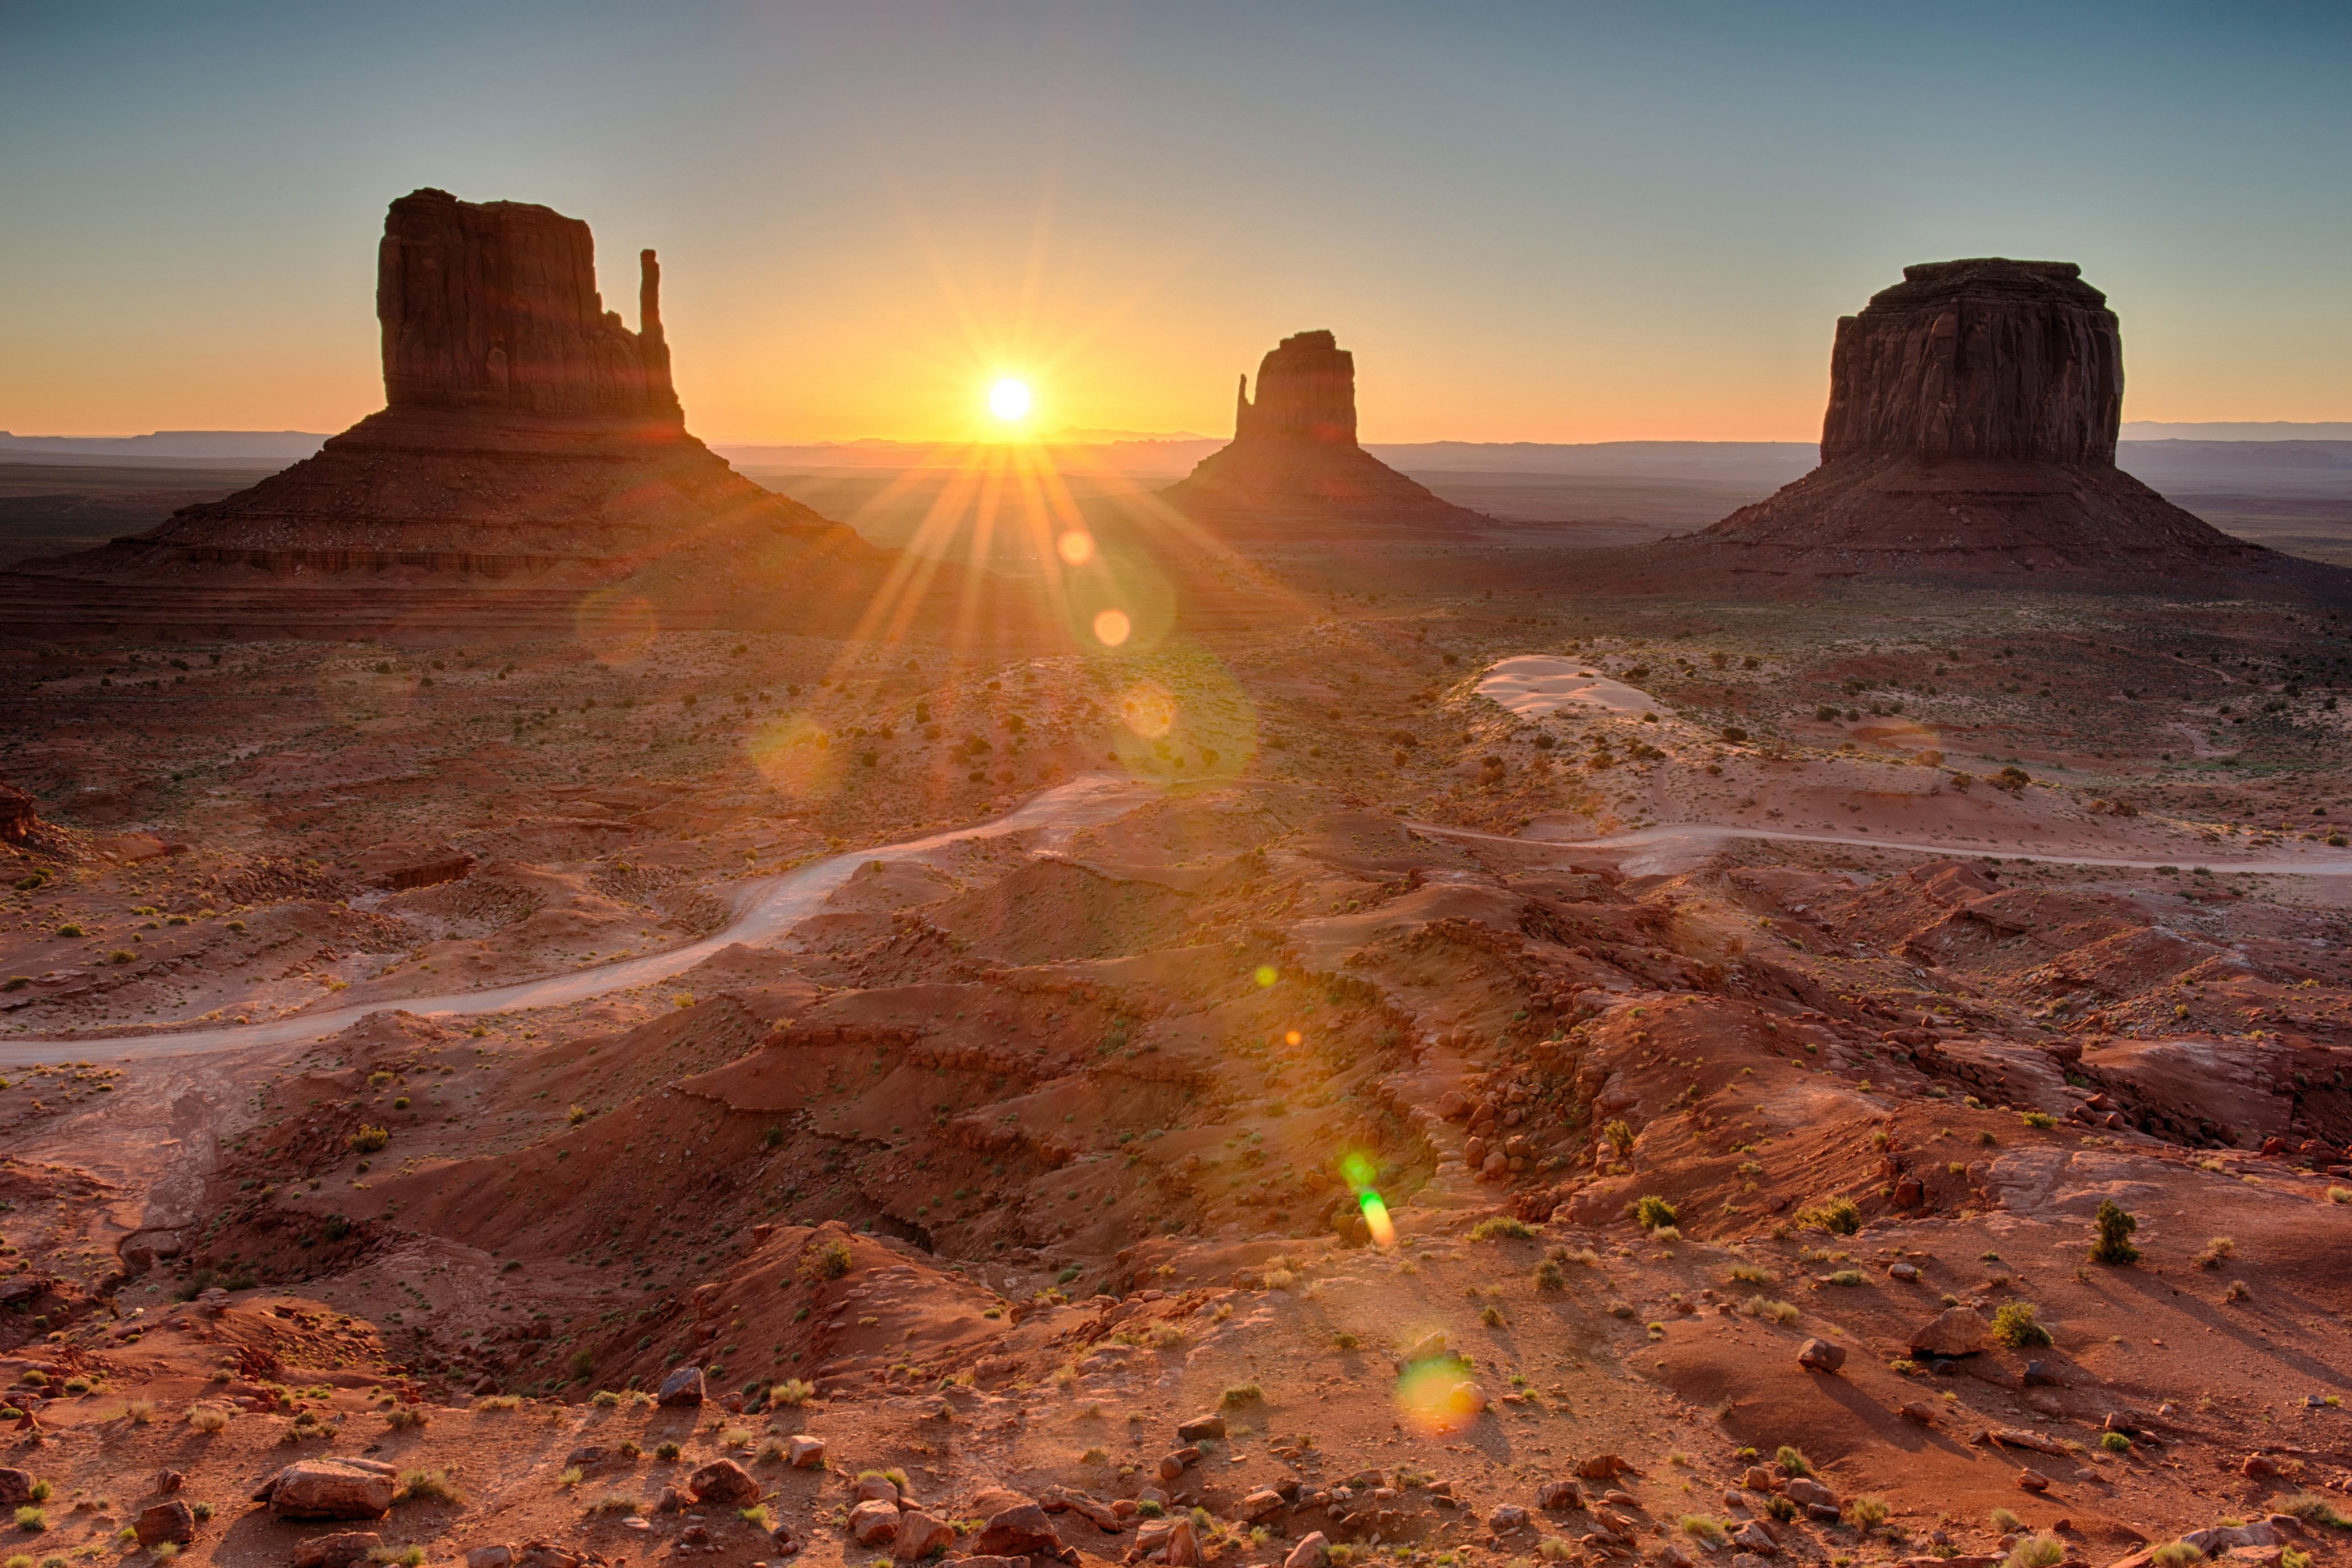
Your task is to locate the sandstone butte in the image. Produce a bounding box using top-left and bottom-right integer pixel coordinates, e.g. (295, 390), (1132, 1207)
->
(0, 189), (1032, 643)
(1560, 257), (2348, 595)
(1160, 330), (1487, 534)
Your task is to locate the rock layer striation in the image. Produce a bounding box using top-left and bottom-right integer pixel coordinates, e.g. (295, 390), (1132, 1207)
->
(1162, 331), (1484, 532)
(1558, 258), (2332, 594)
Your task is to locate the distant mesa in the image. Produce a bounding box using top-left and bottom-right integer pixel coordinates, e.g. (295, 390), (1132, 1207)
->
(1161, 331), (1487, 532)
(5, 189), (1023, 641)
(1567, 258), (2342, 594)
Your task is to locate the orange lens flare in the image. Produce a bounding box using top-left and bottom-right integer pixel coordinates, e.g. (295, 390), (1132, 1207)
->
(1058, 529), (1096, 565)
(1393, 1358), (1485, 1436)
(1284, 1029), (1302, 1046)
(1093, 608), (1132, 647)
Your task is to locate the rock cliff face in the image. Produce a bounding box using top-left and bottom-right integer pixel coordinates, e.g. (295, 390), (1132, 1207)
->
(8, 190), (1034, 642)
(378, 188), (680, 422)
(1163, 331), (1483, 532)
(1552, 258), (2324, 595)
(1819, 259), (2121, 465)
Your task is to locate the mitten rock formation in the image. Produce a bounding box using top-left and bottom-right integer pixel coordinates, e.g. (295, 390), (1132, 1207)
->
(1162, 331), (1484, 532)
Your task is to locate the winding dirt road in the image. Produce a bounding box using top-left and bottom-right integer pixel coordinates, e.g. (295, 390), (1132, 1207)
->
(13, 777), (2351, 1067)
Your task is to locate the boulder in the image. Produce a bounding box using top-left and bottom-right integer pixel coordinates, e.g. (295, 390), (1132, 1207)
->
(1908, 1307), (1990, 1358)
(657, 1366), (706, 1407)
(1158, 1448), (1201, 1483)
(2022, 1362), (2064, 1387)
(1285, 1532), (1331, 1568)
(976, 1504), (1064, 1557)
(0, 1471), (33, 1507)
(1782, 1479), (1835, 1510)
(1797, 1338), (1846, 1372)
(2242, 1454), (2282, 1479)
(788, 1435), (826, 1468)
(517, 1544), (581, 1568)
(297, 1534), (386, 1568)
(1488, 1504), (1531, 1533)
(1537, 1479), (1583, 1511)
(1578, 1454), (1638, 1481)
(1239, 1490), (1286, 1523)
(850, 1500), (902, 1546)
(2016, 1470), (2050, 1494)
(856, 1473), (904, 1504)
(462, 1548), (511, 1568)
(892, 1511), (955, 1560)
(1733, 1522), (1779, 1555)
(2184, 1526), (2280, 1554)
(686, 1458), (758, 1506)
(1164, 1517), (1201, 1567)
(1175, 1414), (1227, 1442)
(254, 1459), (398, 1520)
(133, 1502), (194, 1548)
(153, 1470), (184, 1495)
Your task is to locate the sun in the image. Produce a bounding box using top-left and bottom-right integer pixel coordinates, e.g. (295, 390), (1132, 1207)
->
(988, 377), (1031, 423)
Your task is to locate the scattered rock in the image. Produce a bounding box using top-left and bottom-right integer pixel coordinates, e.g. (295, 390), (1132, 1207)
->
(0, 1471), (34, 1508)
(462, 1548), (511, 1568)
(1797, 1338), (1846, 1372)
(850, 1500), (902, 1546)
(787, 1436), (826, 1469)
(132, 1502), (194, 1548)
(1899, 1402), (1938, 1425)
(153, 1470), (184, 1495)
(1176, 1414), (1227, 1442)
(1889, 1262), (1921, 1282)
(1488, 1504), (1531, 1533)
(1578, 1454), (1638, 1481)
(253, 1459), (398, 1520)
(298, 1534), (386, 1568)
(1783, 1480), (1835, 1510)
(856, 1474), (904, 1504)
(1285, 1532), (1331, 1568)
(1158, 1448), (1201, 1483)
(2242, 1455), (2282, 1479)
(2016, 1470), (2050, 1494)
(687, 1458), (758, 1506)
(1239, 1491), (1286, 1524)
(975, 1504), (1064, 1558)
(2023, 1362), (2065, 1387)
(892, 1511), (955, 1560)
(1164, 1517), (1201, 1567)
(1734, 1521), (1779, 1555)
(1908, 1307), (1989, 1358)
(1538, 1479), (1583, 1511)
(657, 1366), (706, 1407)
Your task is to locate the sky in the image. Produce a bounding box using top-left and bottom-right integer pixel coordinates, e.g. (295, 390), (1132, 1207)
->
(2, 1), (2347, 444)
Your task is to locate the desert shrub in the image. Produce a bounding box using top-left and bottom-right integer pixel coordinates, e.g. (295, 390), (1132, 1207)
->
(1991, 1301), (2050, 1349)
(2019, 1111), (2055, 1129)
(1746, 1297), (1799, 1324)
(739, 1504), (772, 1529)
(398, 1469), (461, 1506)
(1331, 1332), (1359, 1350)
(1775, 1445), (1810, 1476)
(1764, 1496), (1797, 1523)
(1797, 1196), (1860, 1235)
(348, 1125), (390, 1154)
(1471, 1216), (1537, 1242)
(655, 1442), (680, 1462)
(557, 1467), (583, 1490)
(1534, 1260), (1566, 1292)
(1219, 1384), (1263, 1408)
(1826, 1270), (1863, 1287)
(1679, 1517), (1727, 1545)
(1632, 1195), (1679, 1232)
(2101, 1431), (2132, 1453)
(798, 1240), (853, 1282)
(367, 1549), (425, 1568)
(1989, 1509), (2024, 1533)
(593, 1495), (638, 1516)
(2196, 1237), (2234, 1270)
(2006, 1536), (2065, 1568)
(772, 1378), (815, 1407)
(1728, 1263), (1772, 1286)
(186, 1407), (228, 1433)
(2150, 1545), (2204, 1568)
(1849, 1496), (1890, 1530)
(590, 1390), (619, 1408)
(2090, 1199), (2139, 1265)
(2280, 1493), (2352, 1529)
(9, 1512), (39, 1534)
(2226, 1279), (2251, 1302)
(384, 1406), (429, 1429)
(1601, 1120), (1635, 1156)
(476, 1395), (520, 1411)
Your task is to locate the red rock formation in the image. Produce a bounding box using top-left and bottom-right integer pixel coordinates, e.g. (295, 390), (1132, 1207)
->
(378, 188), (680, 421)
(1163, 331), (1484, 532)
(0, 782), (36, 845)
(9, 190), (1036, 641)
(1554, 258), (2337, 595)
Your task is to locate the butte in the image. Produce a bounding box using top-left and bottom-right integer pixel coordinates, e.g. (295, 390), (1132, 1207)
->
(0, 189), (1027, 643)
(1559, 258), (2347, 597)
(1160, 330), (1485, 535)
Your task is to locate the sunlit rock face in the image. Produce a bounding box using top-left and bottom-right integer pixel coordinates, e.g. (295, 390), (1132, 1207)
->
(1818, 258), (2122, 465)
(1162, 330), (1485, 532)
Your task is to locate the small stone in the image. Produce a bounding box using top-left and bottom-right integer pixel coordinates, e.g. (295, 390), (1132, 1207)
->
(1899, 1402), (1938, 1425)
(1733, 1521), (1779, 1555)
(1285, 1532), (1331, 1568)
(1889, 1262), (1921, 1282)
(0, 1471), (31, 1508)
(464, 1546), (513, 1568)
(300, 1534), (388, 1568)
(1176, 1414), (1227, 1442)
(1742, 1467), (1774, 1491)
(1909, 1307), (1989, 1358)
(1537, 1479), (1583, 1511)
(892, 1511), (955, 1560)
(1165, 1517), (1201, 1567)
(1797, 1338), (1846, 1373)
(1805, 1503), (1842, 1524)
(133, 1502), (194, 1548)
(1487, 1504), (1531, 1533)
(2016, 1470), (2050, 1493)
(689, 1459), (759, 1506)
(850, 1500), (902, 1546)
(1158, 1448), (1201, 1483)
(787, 1436), (826, 1469)
(657, 1366), (706, 1407)
(856, 1474), (903, 1504)
(1239, 1491), (1286, 1523)
(153, 1470), (185, 1495)
(1579, 1454), (1636, 1481)
(1783, 1479), (1835, 1510)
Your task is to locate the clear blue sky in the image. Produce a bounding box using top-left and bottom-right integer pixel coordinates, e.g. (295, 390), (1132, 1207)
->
(3, 1), (2346, 441)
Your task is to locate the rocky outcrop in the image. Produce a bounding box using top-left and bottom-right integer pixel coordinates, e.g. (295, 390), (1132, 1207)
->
(0, 783), (35, 845)
(1162, 331), (1485, 533)
(380, 188), (680, 422)
(5, 189), (1038, 642)
(1541, 258), (2342, 597)
(1820, 260), (2121, 465)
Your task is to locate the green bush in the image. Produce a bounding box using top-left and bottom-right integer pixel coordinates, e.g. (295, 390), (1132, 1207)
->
(2090, 1199), (2139, 1265)
(1990, 1300), (2051, 1349)
(1470, 1216), (1536, 1241)
(1797, 1196), (1860, 1235)
(1632, 1195), (1679, 1232)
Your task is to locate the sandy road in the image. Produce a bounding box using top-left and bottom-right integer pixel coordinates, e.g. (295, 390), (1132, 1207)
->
(1, 773), (1158, 1067)
(1409, 817), (2352, 875)
(15, 776), (2349, 1067)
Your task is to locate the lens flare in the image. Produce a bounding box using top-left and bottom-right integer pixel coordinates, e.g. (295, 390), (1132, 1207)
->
(1254, 965), (1279, 988)
(1093, 608), (1132, 647)
(1394, 1358), (1486, 1436)
(1119, 681), (1174, 737)
(1058, 529), (1095, 565)
(1359, 1189), (1397, 1249)
(1285, 1029), (1302, 1046)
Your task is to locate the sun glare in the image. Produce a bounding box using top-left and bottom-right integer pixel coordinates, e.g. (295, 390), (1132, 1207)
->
(988, 377), (1031, 422)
